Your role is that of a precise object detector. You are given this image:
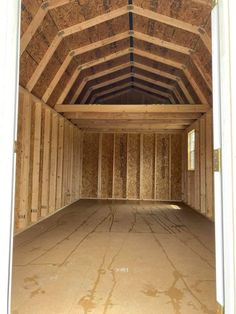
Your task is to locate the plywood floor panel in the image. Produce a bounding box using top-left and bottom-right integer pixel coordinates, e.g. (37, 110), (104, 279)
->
(12, 200), (216, 314)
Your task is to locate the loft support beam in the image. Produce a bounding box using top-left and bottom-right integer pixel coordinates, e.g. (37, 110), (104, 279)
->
(55, 104), (210, 113)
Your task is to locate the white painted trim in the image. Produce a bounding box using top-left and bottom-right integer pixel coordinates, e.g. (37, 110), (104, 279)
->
(212, 4), (224, 306)
(218, 0), (236, 312)
(0, 0), (21, 313)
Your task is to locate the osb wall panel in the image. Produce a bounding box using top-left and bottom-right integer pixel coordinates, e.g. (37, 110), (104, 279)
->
(127, 134), (140, 199)
(156, 135), (170, 200)
(81, 133), (99, 198)
(81, 132), (182, 201)
(171, 134), (182, 200)
(142, 134), (155, 199)
(101, 133), (114, 198)
(182, 110), (214, 220)
(15, 87), (81, 232)
(114, 133), (127, 198)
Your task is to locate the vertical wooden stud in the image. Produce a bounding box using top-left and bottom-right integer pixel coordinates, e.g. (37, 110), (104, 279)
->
(31, 103), (42, 222)
(49, 114), (58, 213)
(56, 117), (64, 209)
(112, 133), (116, 198)
(154, 134), (157, 200)
(140, 134), (143, 200)
(126, 133), (129, 199)
(200, 116), (206, 214)
(168, 134), (172, 200)
(41, 108), (51, 217)
(18, 94), (32, 229)
(97, 133), (102, 198)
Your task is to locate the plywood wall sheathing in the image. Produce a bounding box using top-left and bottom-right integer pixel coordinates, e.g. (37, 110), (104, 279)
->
(15, 88), (81, 232)
(81, 131), (182, 201)
(81, 133), (99, 198)
(101, 133), (114, 198)
(127, 134), (140, 199)
(114, 133), (127, 199)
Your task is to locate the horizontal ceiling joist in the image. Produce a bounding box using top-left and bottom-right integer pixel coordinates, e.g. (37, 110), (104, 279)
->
(21, 2), (211, 57)
(77, 128), (183, 134)
(64, 111), (202, 121)
(55, 104), (210, 113)
(91, 82), (173, 104)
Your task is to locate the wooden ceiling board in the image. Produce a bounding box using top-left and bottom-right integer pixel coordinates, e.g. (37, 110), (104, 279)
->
(49, 0), (128, 30)
(133, 15), (199, 50)
(133, 0), (211, 26)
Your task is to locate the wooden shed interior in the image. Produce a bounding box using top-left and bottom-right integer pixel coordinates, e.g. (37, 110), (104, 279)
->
(12, 0), (216, 313)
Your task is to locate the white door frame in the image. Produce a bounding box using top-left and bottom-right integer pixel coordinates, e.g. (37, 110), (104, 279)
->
(0, 0), (236, 313)
(215, 0), (236, 312)
(0, 1), (21, 313)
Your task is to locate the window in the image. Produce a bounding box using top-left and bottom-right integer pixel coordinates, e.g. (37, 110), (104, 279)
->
(188, 129), (195, 170)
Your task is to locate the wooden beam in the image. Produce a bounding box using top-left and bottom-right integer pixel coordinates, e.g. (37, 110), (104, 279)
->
(57, 68), (81, 105)
(46, 0), (74, 10)
(61, 6), (128, 37)
(73, 123), (187, 130)
(43, 32), (130, 102)
(131, 5), (211, 53)
(42, 54), (72, 103)
(20, 6), (47, 56)
(82, 128), (183, 134)
(75, 63), (184, 103)
(91, 82), (133, 103)
(55, 104), (210, 113)
(131, 5), (200, 35)
(49, 114), (59, 213)
(133, 31), (194, 55)
(56, 117), (65, 209)
(69, 49), (131, 103)
(184, 68), (209, 104)
(92, 81), (174, 104)
(64, 112), (202, 120)
(26, 35), (62, 92)
(98, 133), (102, 198)
(81, 72), (176, 104)
(41, 108), (51, 217)
(31, 103), (42, 222)
(58, 48), (200, 105)
(73, 62), (131, 103)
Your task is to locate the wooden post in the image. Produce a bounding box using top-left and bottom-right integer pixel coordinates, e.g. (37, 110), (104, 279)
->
(112, 133), (116, 198)
(56, 117), (64, 209)
(140, 134), (143, 200)
(79, 132), (84, 198)
(49, 114), (58, 213)
(41, 108), (51, 217)
(97, 133), (102, 198)
(31, 103), (42, 222)
(154, 134), (157, 200)
(18, 93), (32, 229)
(126, 133), (129, 199)
(168, 134), (172, 199)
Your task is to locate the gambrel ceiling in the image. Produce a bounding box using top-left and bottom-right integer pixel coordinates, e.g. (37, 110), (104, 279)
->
(20, 0), (212, 108)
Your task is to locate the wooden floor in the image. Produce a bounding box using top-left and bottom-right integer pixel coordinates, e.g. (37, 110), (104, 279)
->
(11, 200), (217, 314)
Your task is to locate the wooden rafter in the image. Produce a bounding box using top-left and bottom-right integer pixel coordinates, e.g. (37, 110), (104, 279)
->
(21, 2), (211, 56)
(23, 3), (212, 95)
(90, 82), (173, 104)
(43, 29), (197, 102)
(80, 73), (177, 104)
(73, 61), (187, 103)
